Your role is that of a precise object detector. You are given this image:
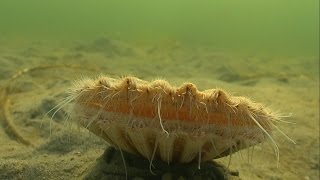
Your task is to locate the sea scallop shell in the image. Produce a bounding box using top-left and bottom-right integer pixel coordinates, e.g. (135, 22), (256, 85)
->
(67, 76), (278, 163)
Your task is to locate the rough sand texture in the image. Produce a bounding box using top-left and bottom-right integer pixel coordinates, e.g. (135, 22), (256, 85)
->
(0, 38), (319, 180)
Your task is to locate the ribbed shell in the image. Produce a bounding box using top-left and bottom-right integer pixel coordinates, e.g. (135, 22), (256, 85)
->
(69, 76), (274, 163)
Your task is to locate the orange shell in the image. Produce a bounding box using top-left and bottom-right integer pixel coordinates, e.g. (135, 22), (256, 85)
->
(68, 76), (275, 163)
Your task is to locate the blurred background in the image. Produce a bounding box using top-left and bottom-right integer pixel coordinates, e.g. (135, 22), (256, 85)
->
(0, 0), (318, 56)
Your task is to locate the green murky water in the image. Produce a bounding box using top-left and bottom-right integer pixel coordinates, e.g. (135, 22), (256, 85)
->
(0, 0), (318, 56)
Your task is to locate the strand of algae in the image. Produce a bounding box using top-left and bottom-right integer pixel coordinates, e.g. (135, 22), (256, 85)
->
(0, 64), (99, 147)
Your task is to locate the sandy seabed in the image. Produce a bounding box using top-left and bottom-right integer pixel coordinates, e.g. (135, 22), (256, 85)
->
(0, 37), (319, 180)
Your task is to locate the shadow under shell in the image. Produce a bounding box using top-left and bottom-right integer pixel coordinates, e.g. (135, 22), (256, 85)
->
(84, 146), (241, 180)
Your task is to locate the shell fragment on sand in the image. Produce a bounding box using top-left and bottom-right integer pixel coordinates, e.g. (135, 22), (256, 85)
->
(67, 76), (278, 164)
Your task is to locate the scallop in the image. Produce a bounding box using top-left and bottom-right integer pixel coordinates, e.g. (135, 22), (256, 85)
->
(66, 75), (287, 164)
